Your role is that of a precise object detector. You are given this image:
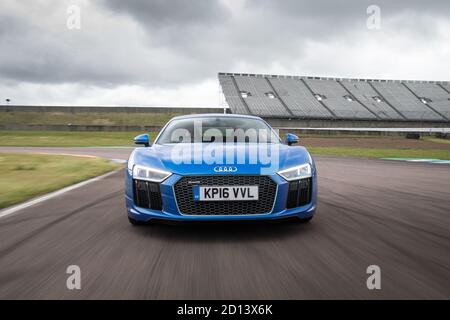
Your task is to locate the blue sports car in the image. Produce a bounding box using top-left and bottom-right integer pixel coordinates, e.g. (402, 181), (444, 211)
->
(125, 114), (317, 224)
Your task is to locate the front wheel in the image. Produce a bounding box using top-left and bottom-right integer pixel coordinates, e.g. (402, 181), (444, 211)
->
(128, 217), (145, 226)
(298, 216), (313, 223)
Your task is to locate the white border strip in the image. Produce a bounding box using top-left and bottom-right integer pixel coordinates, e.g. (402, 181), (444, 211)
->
(0, 169), (121, 219)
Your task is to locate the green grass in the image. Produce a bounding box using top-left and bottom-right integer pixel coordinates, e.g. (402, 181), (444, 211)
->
(423, 137), (450, 145)
(308, 147), (450, 160)
(0, 153), (122, 209)
(0, 131), (158, 147)
(0, 111), (177, 126)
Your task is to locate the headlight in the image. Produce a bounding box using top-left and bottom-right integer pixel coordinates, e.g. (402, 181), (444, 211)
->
(277, 163), (312, 181)
(132, 165), (172, 182)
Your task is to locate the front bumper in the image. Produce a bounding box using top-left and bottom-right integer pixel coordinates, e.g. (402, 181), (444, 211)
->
(125, 169), (317, 222)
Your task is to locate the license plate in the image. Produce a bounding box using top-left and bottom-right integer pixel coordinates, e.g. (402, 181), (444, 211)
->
(193, 186), (259, 201)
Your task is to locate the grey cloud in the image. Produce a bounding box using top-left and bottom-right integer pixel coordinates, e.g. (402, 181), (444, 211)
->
(247, 0), (450, 19)
(102, 0), (230, 27)
(0, 0), (448, 90)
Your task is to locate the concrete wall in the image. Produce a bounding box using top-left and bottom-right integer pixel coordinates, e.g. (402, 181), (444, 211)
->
(2, 124), (448, 137)
(1, 105), (448, 128)
(276, 128), (447, 137)
(264, 117), (450, 128)
(1, 105), (449, 135)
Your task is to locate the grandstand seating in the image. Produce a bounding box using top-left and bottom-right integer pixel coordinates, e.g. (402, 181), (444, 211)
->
(304, 78), (376, 119)
(233, 75), (291, 117)
(339, 80), (404, 120)
(267, 77), (333, 118)
(403, 82), (450, 120)
(218, 73), (450, 122)
(371, 82), (443, 121)
(441, 84), (450, 93)
(218, 74), (249, 114)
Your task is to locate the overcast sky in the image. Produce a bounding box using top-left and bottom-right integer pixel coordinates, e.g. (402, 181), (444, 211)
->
(1, 0), (449, 107)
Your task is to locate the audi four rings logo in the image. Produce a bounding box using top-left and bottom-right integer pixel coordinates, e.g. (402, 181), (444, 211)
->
(214, 166), (237, 173)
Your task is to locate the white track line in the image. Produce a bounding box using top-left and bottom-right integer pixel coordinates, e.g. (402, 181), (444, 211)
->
(0, 169), (121, 219)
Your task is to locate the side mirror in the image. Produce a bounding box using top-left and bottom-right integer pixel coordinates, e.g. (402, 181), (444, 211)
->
(134, 134), (150, 147)
(286, 133), (299, 146)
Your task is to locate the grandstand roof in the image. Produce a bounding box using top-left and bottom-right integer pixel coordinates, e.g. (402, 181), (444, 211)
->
(218, 73), (450, 122)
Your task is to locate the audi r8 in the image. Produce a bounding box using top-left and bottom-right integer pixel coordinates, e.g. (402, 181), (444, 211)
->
(125, 114), (317, 224)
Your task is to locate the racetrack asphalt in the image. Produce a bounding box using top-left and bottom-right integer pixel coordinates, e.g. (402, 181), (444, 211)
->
(0, 147), (449, 299)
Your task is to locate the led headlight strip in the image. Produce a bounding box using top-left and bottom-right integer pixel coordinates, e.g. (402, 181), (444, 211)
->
(277, 163), (312, 181)
(132, 165), (172, 183)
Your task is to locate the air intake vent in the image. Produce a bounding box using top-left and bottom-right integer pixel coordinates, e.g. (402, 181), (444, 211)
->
(313, 93), (326, 101)
(419, 97), (432, 104)
(265, 92), (276, 99)
(133, 180), (162, 210)
(240, 91), (251, 98)
(286, 178), (312, 209)
(343, 94), (355, 102)
(372, 96), (383, 103)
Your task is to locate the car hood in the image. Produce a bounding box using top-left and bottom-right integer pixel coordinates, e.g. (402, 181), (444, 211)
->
(130, 143), (313, 175)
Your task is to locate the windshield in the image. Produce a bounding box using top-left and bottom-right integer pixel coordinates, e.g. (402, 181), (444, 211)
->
(156, 116), (280, 144)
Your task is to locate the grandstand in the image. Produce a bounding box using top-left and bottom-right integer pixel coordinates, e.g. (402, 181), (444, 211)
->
(218, 73), (450, 124)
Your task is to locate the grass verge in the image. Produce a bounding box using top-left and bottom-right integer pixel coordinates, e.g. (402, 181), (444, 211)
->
(0, 111), (177, 126)
(0, 131), (158, 147)
(308, 147), (450, 160)
(422, 137), (450, 145)
(0, 153), (122, 209)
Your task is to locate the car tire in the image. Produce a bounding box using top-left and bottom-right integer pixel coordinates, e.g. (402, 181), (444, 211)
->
(298, 216), (313, 223)
(128, 217), (145, 226)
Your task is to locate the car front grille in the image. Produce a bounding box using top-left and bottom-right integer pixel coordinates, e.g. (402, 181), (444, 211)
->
(286, 178), (312, 209)
(174, 175), (277, 215)
(133, 180), (163, 210)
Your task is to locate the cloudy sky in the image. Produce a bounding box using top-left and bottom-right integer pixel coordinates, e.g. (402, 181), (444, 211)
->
(1, 0), (449, 107)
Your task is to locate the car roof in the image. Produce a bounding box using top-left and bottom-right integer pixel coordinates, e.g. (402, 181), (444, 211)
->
(170, 113), (263, 121)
